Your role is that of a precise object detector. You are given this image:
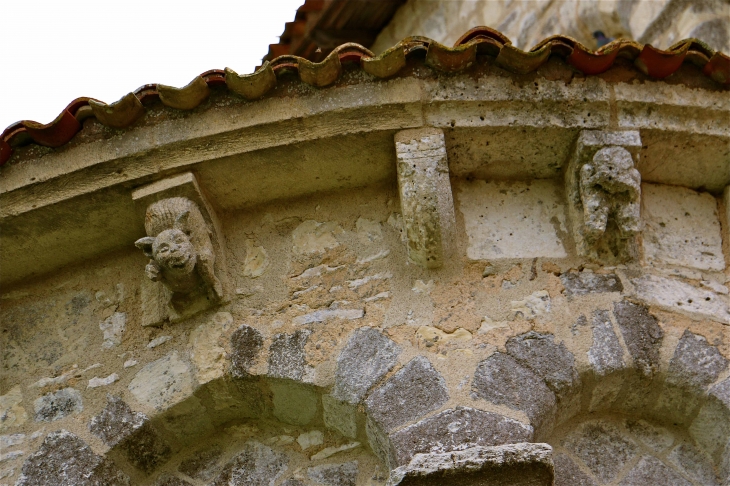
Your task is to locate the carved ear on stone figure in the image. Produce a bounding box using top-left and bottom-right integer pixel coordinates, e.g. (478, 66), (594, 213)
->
(566, 130), (642, 263)
(134, 237), (156, 258)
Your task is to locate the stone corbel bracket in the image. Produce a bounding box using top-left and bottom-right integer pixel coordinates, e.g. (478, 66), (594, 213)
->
(132, 172), (229, 326)
(566, 130), (642, 263)
(395, 128), (456, 268)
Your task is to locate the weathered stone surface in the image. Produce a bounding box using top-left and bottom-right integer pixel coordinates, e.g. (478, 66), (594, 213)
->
(268, 329), (311, 381)
(297, 430), (323, 450)
(307, 461), (358, 486)
(562, 420), (638, 483)
(292, 220), (343, 254)
(511, 290), (551, 320)
(230, 324), (264, 378)
(553, 453), (597, 486)
(631, 274), (730, 325)
(323, 394), (358, 438)
(667, 329), (728, 389)
(395, 128), (455, 268)
(333, 327), (401, 404)
(624, 419), (673, 453)
(389, 407), (534, 467)
(711, 378), (730, 408)
(561, 272), (622, 296)
(178, 445), (223, 480)
(99, 312), (126, 349)
(642, 183), (725, 271)
(212, 441), (288, 486)
(618, 456), (691, 486)
(588, 309), (625, 375)
(365, 356), (449, 431)
(669, 442), (719, 486)
(281, 480), (306, 486)
(472, 353), (556, 431)
(16, 430), (129, 486)
(613, 301), (663, 377)
(121, 420), (172, 474)
(0, 386), (27, 431)
(271, 381), (319, 426)
(89, 395), (146, 447)
(34, 387), (82, 422)
(243, 240), (270, 278)
(129, 351), (194, 411)
(156, 474), (194, 486)
(458, 179), (568, 260)
(689, 397), (730, 461)
(505, 331), (578, 397)
(190, 312), (231, 384)
(387, 443), (554, 486)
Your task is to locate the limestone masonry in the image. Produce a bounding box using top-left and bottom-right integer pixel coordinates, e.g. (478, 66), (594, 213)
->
(1, 2), (729, 485)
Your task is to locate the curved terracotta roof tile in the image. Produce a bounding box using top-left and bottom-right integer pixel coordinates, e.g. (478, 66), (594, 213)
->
(2, 27), (728, 166)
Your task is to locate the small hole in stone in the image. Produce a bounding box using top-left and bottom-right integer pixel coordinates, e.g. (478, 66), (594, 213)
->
(705, 297), (711, 301)
(687, 299), (693, 304)
(480, 115), (485, 121)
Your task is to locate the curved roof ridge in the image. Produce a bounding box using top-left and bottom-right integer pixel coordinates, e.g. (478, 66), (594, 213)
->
(2, 26), (728, 166)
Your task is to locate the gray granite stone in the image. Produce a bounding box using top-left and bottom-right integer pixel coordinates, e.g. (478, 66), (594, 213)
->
(472, 353), (556, 431)
(613, 301), (663, 377)
(618, 456), (691, 486)
(16, 430), (129, 486)
(388, 407), (534, 467)
(561, 272), (623, 296)
(268, 329), (311, 381)
(34, 388), (82, 422)
(387, 443), (554, 486)
(562, 420), (638, 483)
(230, 324), (264, 378)
(711, 377), (730, 408)
(505, 331), (579, 397)
(89, 395), (146, 447)
(156, 474), (193, 486)
(178, 444), (223, 481)
(212, 441), (288, 486)
(624, 419), (674, 453)
(121, 420), (172, 474)
(668, 330), (728, 389)
(588, 310), (625, 375)
(281, 480), (306, 486)
(307, 461), (358, 486)
(333, 327), (401, 404)
(365, 356), (448, 432)
(669, 442), (719, 486)
(553, 453), (597, 486)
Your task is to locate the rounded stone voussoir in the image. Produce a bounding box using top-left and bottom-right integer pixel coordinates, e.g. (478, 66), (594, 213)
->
(364, 355), (449, 432)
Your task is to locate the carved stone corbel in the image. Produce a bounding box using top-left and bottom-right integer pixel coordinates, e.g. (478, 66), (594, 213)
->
(132, 172), (228, 325)
(394, 128), (456, 268)
(566, 130), (642, 262)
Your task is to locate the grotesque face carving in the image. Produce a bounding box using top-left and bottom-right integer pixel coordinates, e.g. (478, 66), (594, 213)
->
(151, 228), (197, 275)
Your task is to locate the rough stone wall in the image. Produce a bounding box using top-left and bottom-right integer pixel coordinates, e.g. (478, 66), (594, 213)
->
(1, 168), (729, 485)
(371, 0), (730, 53)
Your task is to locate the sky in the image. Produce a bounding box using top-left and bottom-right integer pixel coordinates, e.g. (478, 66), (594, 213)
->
(1, 0), (304, 131)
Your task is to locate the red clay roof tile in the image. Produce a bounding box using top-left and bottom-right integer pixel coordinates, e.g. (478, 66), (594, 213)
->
(1, 28), (728, 166)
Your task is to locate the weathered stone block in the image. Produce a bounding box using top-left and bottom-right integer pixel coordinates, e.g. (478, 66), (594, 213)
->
(365, 356), (449, 432)
(16, 430), (129, 486)
(505, 331), (579, 398)
(307, 461), (358, 486)
(642, 183), (725, 271)
(333, 327), (401, 405)
(212, 441), (288, 486)
(89, 395), (146, 447)
(268, 329), (312, 381)
(178, 445), (223, 481)
(156, 474), (193, 486)
(612, 301), (663, 377)
(34, 388), (83, 422)
(99, 312), (126, 349)
(394, 127), (455, 268)
(129, 351), (194, 411)
(562, 420), (638, 483)
(617, 456), (691, 486)
(271, 381), (319, 426)
(322, 394), (358, 438)
(632, 274), (730, 325)
(388, 407), (534, 467)
(553, 453), (597, 486)
(588, 309), (625, 375)
(387, 443), (554, 486)
(189, 312), (231, 385)
(230, 324), (264, 378)
(561, 272), (622, 296)
(472, 353), (556, 431)
(457, 179), (568, 260)
(667, 330), (728, 389)
(669, 442), (720, 486)
(0, 386), (27, 431)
